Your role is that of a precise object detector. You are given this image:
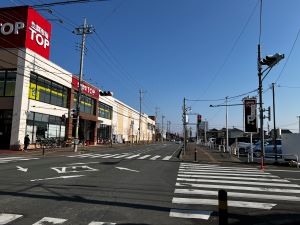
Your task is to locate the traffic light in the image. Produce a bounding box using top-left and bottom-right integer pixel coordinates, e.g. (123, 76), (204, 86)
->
(100, 91), (113, 96)
(197, 114), (202, 124)
(261, 53), (284, 67)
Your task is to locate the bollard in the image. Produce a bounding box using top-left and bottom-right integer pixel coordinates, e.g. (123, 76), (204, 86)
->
(194, 148), (198, 162)
(218, 189), (228, 225)
(42, 145), (45, 156)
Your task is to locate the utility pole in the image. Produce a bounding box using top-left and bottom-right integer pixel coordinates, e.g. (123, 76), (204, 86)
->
(225, 96), (229, 153)
(272, 83), (278, 162)
(258, 44), (264, 169)
(183, 98), (186, 154)
(161, 115), (165, 142)
(139, 89), (144, 143)
(297, 116), (300, 133)
(155, 107), (159, 141)
(73, 18), (94, 152)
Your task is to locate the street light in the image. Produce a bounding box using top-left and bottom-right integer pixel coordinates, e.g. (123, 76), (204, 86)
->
(258, 46), (284, 169)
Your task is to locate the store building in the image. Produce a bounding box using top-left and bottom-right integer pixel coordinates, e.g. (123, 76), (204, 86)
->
(0, 5), (155, 150)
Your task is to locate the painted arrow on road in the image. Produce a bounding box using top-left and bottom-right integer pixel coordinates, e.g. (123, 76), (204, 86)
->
(115, 167), (139, 173)
(16, 166), (28, 172)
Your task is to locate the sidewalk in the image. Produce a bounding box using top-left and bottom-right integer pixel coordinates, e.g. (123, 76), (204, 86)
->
(180, 143), (241, 164)
(0, 143), (131, 157)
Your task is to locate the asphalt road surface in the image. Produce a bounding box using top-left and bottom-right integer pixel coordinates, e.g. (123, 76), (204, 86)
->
(0, 143), (300, 225)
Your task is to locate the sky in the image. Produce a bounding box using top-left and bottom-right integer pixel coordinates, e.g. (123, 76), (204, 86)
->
(2, 0), (300, 134)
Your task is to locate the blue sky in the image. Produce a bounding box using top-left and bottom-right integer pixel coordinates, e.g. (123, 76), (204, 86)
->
(2, 0), (300, 134)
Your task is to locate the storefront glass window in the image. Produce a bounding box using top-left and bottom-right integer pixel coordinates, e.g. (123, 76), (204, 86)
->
(98, 102), (112, 119)
(0, 70), (16, 97)
(26, 112), (66, 143)
(74, 92), (95, 115)
(29, 72), (69, 108)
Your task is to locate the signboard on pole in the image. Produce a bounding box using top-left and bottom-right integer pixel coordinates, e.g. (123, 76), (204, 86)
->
(244, 98), (257, 133)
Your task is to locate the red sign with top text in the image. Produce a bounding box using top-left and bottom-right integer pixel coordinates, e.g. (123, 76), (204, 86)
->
(0, 6), (52, 59)
(72, 76), (99, 98)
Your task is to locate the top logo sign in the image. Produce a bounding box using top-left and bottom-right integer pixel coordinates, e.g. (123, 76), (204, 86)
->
(0, 6), (52, 59)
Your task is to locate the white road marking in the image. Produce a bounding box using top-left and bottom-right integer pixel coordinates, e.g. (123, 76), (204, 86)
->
(113, 154), (130, 158)
(126, 154), (140, 159)
(138, 155), (151, 159)
(266, 169), (300, 173)
(177, 174), (290, 182)
(177, 177), (299, 187)
(16, 166), (28, 172)
(172, 197), (276, 210)
(32, 217), (67, 225)
(88, 222), (116, 225)
(115, 167), (139, 172)
(178, 170), (278, 177)
(180, 166), (260, 172)
(169, 209), (212, 220)
(179, 168), (272, 175)
(90, 154), (110, 158)
(162, 156), (172, 160)
(67, 162), (99, 165)
(31, 175), (85, 182)
(0, 213), (23, 224)
(51, 166), (98, 174)
(150, 155), (161, 160)
(101, 154), (119, 158)
(181, 163), (258, 169)
(175, 189), (300, 201)
(176, 182), (300, 194)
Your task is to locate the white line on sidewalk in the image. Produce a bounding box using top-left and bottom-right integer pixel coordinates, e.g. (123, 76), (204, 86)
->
(175, 189), (300, 201)
(172, 197), (276, 210)
(169, 209), (212, 220)
(176, 177), (299, 187)
(176, 182), (300, 194)
(0, 213), (23, 224)
(177, 173), (289, 182)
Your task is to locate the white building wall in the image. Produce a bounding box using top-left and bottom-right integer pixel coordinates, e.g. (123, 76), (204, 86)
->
(10, 48), (72, 149)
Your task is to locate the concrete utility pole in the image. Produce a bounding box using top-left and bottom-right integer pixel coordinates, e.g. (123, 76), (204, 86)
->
(155, 107), (159, 141)
(73, 18), (94, 152)
(183, 98), (186, 154)
(272, 83), (278, 162)
(138, 89), (144, 143)
(297, 116), (300, 133)
(225, 96), (229, 153)
(258, 44), (264, 168)
(161, 115), (165, 142)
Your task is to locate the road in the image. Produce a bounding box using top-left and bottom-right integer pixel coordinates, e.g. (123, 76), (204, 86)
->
(0, 143), (300, 225)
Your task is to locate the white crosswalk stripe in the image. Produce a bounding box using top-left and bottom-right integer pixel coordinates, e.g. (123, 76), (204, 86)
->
(0, 213), (23, 224)
(0, 157), (39, 164)
(0, 213), (118, 224)
(170, 163), (300, 221)
(68, 153), (173, 161)
(32, 217), (67, 225)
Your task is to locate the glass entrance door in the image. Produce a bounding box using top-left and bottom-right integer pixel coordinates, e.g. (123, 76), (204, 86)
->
(0, 110), (12, 149)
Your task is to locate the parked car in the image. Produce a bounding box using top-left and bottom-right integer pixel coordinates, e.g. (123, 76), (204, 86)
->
(231, 142), (252, 155)
(253, 139), (282, 157)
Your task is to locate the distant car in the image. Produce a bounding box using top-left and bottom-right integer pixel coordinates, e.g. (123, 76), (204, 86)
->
(231, 142), (252, 155)
(253, 139), (282, 157)
(175, 140), (182, 144)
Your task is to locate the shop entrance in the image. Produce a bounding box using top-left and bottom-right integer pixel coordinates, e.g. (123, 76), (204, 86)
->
(0, 110), (12, 149)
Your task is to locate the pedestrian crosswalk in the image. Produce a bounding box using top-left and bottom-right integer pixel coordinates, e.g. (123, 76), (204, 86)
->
(68, 153), (173, 161)
(0, 156), (39, 164)
(0, 214), (117, 224)
(169, 163), (300, 221)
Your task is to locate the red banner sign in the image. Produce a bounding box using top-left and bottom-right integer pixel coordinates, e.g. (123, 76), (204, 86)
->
(72, 76), (99, 98)
(0, 6), (52, 59)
